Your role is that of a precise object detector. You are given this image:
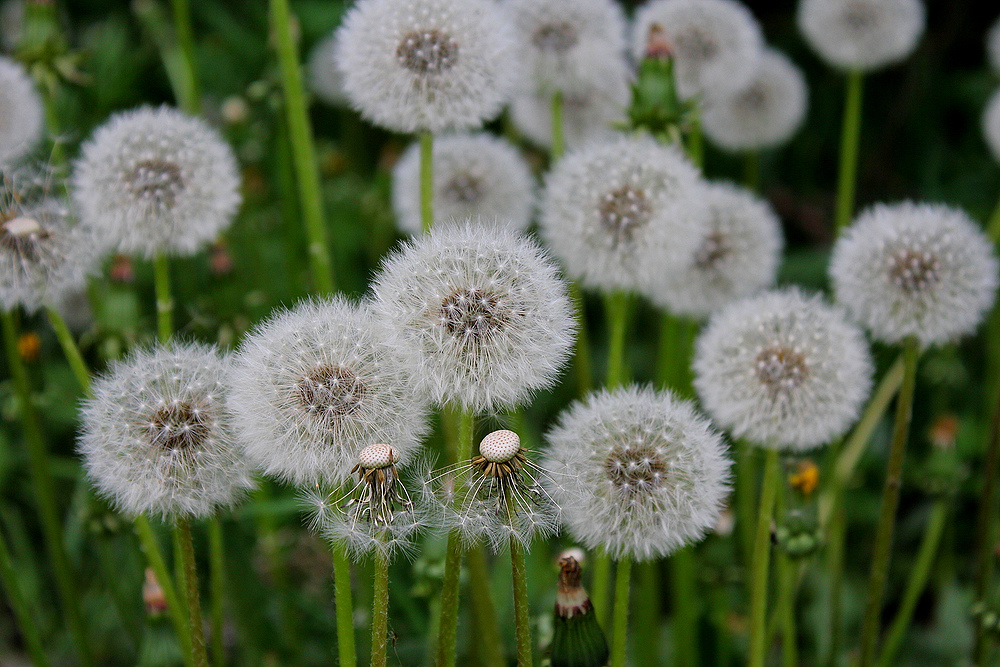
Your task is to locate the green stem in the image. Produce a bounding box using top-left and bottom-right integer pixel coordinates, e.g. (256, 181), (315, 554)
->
(635, 560), (660, 667)
(744, 151), (760, 192)
(973, 385), (1000, 664)
(465, 547), (505, 667)
(604, 291), (629, 388)
(209, 517), (225, 667)
(45, 305), (93, 398)
(0, 524), (49, 667)
(877, 499), (949, 667)
(170, 0), (200, 113)
(551, 90), (565, 160)
(988, 189), (1000, 245)
(749, 449), (780, 667)
(826, 499), (846, 667)
(270, 0), (336, 293)
(371, 550), (390, 667)
(672, 548), (698, 667)
(569, 282), (593, 396)
(420, 130), (434, 233)
(176, 517), (208, 667)
(510, 535), (532, 667)
(858, 337), (920, 667)
(135, 515), (193, 663)
(591, 552), (612, 630)
(610, 556), (632, 667)
(154, 253), (173, 341)
(1, 310), (93, 667)
(332, 542), (357, 667)
(737, 444), (757, 569)
(686, 107), (704, 170)
(834, 70), (864, 234)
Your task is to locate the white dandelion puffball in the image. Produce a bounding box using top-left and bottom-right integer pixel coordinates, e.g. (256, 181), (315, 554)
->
(0, 56), (43, 165)
(989, 17), (1000, 74)
(335, 0), (517, 133)
(308, 30), (348, 107)
(392, 133), (534, 234)
(539, 133), (707, 293)
(644, 181), (784, 318)
(693, 288), (873, 451)
(631, 0), (764, 100)
(702, 49), (808, 152)
(503, 0), (627, 95)
(79, 342), (256, 520)
(543, 385), (731, 562)
(797, 0), (925, 72)
(72, 106), (241, 259)
(830, 202), (999, 347)
(510, 55), (631, 150)
(228, 297), (430, 487)
(984, 89), (1000, 165)
(370, 223), (576, 412)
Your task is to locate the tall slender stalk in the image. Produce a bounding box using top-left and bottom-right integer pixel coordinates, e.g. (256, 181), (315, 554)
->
(0, 524), (50, 667)
(136, 516), (193, 663)
(635, 561), (660, 667)
(672, 548), (698, 667)
(834, 70), (864, 234)
(973, 385), (1000, 664)
(569, 282), (593, 397)
(208, 518), (226, 667)
(510, 535), (532, 667)
(170, 0), (199, 113)
(465, 546), (505, 667)
(551, 90), (565, 160)
(605, 291), (629, 389)
(591, 551), (612, 630)
(749, 449), (780, 667)
(332, 542), (357, 667)
(737, 444), (757, 568)
(420, 130), (434, 233)
(371, 550), (390, 667)
(686, 109), (704, 169)
(744, 151), (760, 192)
(154, 252), (174, 341)
(270, 0), (336, 294)
(610, 556), (633, 667)
(858, 337), (920, 667)
(45, 306), (92, 397)
(176, 517), (208, 667)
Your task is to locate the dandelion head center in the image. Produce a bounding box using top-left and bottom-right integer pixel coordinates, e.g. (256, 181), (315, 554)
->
(0, 216), (49, 263)
(676, 28), (719, 63)
(693, 232), (731, 269)
(126, 159), (185, 208)
(441, 172), (485, 204)
(439, 287), (507, 340)
(532, 22), (579, 52)
(396, 30), (459, 75)
(842, 2), (877, 31)
(755, 346), (809, 395)
(604, 443), (668, 495)
(147, 402), (211, 451)
(599, 186), (652, 247)
(887, 248), (940, 294)
(738, 83), (768, 111)
(296, 365), (366, 420)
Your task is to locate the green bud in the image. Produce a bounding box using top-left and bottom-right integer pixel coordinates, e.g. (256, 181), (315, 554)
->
(550, 556), (609, 667)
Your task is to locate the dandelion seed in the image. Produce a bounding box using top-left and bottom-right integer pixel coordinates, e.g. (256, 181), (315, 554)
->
(0, 56), (43, 165)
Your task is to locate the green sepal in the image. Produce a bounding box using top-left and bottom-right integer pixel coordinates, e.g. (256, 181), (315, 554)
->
(550, 605), (610, 667)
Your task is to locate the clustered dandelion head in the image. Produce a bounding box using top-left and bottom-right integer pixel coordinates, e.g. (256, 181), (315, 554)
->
(543, 385), (731, 562)
(644, 181), (784, 319)
(631, 0), (764, 100)
(335, 0), (517, 134)
(702, 49), (808, 152)
(797, 0), (925, 72)
(540, 134), (707, 293)
(228, 297), (430, 486)
(984, 88), (1000, 165)
(392, 133), (534, 234)
(72, 106), (241, 259)
(308, 30), (348, 108)
(829, 202), (999, 348)
(370, 223), (576, 413)
(988, 16), (1000, 74)
(693, 288), (873, 451)
(0, 56), (43, 165)
(78, 342), (256, 520)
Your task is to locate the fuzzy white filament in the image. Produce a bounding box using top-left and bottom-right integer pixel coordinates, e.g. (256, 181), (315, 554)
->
(0, 56), (43, 165)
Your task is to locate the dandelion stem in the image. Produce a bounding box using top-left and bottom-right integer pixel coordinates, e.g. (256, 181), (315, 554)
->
(745, 151), (760, 192)
(610, 555), (632, 667)
(835, 70), (864, 234)
(510, 534), (533, 667)
(208, 517), (226, 667)
(154, 252), (174, 341)
(135, 515), (193, 663)
(551, 90), (565, 160)
(736, 443), (757, 569)
(973, 385), (1000, 664)
(0, 524), (49, 667)
(635, 561), (660, 667)
(170, 0), (200, 113)
(176, 517), (209, 667)
(591, 551), (612, 630)
(270, 0), (337, 293)
(877, 498), (949, 667)
(0, 310), (94, 667)
(371, 550), (390, 667)
(605, 291), (630, 388)
(672, 548), (699, 667)
(45, 305), (93, 398)
(466, 546), (505, 667)
(858, 336), (920, 667)
(331, 541), (357, 667)
(420, 130), (434, 233)
(686, 108), (704, 169)
(749, 448), (780, 667)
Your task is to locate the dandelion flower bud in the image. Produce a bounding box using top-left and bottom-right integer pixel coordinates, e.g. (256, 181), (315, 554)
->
(797, 0), (925, 72)
(643, 181), (783, 318)
(984, 89), (1000, 165)
(550, 555), (609, 667)
(989, 17), (1000, 75)
(830, 202), (999, 347)
(392, 133), (534, 235)
(308, 31), (348, 108)
(78, 342), (256, 519)
(0, 56), (43, 165)
(370, 223), (576, 412)
(335, 0), (517, 133)
(702, 49), (808, 153)
(228, 297), (429, 486)
(539, 134), (707, 293)
(544, 385), (731, 561)
(72, 105), (241, 258)
(631, 0), (764, 100)
(693, 289), (873, 451)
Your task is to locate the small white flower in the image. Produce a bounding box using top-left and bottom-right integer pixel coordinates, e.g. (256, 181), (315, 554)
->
(702, 49), (808, 152)
(543, 385), (731, 562)
(643, 181), (783, 318)
(797, 0), (925, 72)
(335, 0), (517, 133)
(228, 297), (430, 486)
(631, 0), (764, 100)
(693, 288), (873, 451)
(988, 16), (1000, 75)
(308, 30), (348, 108)
(78, 342), (256, 520)
(984, 88), (1000, 164)
(539, 133), (707, 293)
(0, 56), (43, 165)
(72, 105), (241, 258)
(370, 223), (576, 413)
(830, 202), (999, 347)
(392, 133), (534, 235)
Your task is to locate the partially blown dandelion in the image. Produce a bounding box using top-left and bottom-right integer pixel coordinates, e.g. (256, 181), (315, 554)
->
(0, 56), (43, 165)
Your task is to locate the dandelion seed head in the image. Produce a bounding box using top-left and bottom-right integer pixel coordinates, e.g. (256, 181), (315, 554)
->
(0, 56), (43, 165)
(984, 89), (1000, 165)
(988, 16), (1000, 75)
(797, 0), (925, 71)
(308, 30), (349, 107)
